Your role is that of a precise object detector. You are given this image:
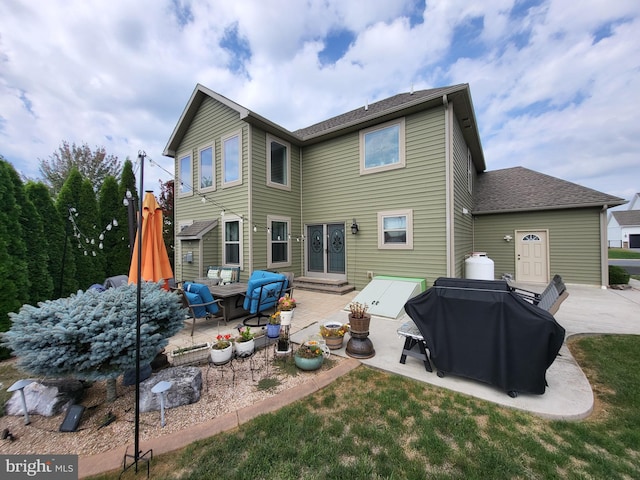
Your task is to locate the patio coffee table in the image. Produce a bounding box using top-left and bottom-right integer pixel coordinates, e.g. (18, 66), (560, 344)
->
(209, 282), (248, 323)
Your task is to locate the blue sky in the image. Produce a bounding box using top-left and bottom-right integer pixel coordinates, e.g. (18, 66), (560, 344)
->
(1, 0), (638, 207)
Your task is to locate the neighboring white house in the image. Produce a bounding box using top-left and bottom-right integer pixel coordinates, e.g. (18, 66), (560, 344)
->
(608, 192), (640, 248)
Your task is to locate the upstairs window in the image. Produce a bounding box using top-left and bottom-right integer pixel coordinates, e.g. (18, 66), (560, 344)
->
(178, 153), (193, 197)
(222, 131), (242, 187)
(360, 118), (406, 174)
(267, 135), (290, 189)
(377, 209), (413, 249)
(199, 144), (215, 192)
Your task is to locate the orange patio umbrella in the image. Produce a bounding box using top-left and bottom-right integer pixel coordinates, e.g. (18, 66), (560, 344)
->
(128, 191), (173, 290)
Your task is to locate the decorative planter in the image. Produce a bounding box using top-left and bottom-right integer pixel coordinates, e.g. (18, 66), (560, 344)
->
(210, 344), (233, 365)
(294, 354), (324, 371)
(235, 338), (255, 357)
(348, 313), (371, 333)
(266, 323), (281, 338)
(347, 313), (375, 359)
(169, 343), (211, 366)
(280, 310), (294, 326)
(323, 335), (345, 350)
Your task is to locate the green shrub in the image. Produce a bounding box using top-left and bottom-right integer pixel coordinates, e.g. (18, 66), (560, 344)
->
(609, 265), (630, 285)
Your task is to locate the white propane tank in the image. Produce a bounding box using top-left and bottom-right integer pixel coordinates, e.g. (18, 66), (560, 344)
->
(465, 252), (495, 280)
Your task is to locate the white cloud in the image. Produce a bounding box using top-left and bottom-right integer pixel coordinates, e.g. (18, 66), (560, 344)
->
(0, 0), (638, 202)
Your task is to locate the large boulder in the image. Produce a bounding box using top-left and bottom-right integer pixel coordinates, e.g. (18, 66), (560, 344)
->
(5, 379), (85, 417)
(139, 366), (202, 413)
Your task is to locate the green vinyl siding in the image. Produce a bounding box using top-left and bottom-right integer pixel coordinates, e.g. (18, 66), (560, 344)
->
(249, 128), (303, 274)
(173, 97), (250, 277)
(452, 114), (475, 278)
(302, 108), (448, 289)
(473, 207), (603, 285)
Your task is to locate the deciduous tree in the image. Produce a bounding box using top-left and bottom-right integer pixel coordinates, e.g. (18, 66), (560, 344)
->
(39, 141), (121, 197)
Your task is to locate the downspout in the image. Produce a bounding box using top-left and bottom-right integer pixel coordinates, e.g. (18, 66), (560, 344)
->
(600, 204), (608, 289)
(299, 146), (304, 277)
(443, 94), (454, 277)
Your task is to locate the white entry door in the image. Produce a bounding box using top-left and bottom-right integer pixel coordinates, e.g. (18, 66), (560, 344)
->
(516, 230), (549, 283)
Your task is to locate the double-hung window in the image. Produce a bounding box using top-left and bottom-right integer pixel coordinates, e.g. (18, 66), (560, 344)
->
(377, 209), (413, 249)
(178, 153), (193, 197)
(267, 216), (291, 267)
(222, 130), (242, 187)
(267, 135), (290, 190)
(223, 217), (242, 265)
(360, 118), (406, 174)
(199, 144), (215, 192)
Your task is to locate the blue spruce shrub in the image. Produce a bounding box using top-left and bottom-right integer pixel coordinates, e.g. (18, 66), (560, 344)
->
(3, 283), (186, 381)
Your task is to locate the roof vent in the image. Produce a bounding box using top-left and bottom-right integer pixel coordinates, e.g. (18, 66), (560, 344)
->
(364, 100), (368, 111)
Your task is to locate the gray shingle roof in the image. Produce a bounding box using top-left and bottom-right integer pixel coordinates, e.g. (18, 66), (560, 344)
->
(473, 167), (625, 214)
(176, 220), (217, 239)
(612, 210), (640, 226)
(294, 86), (457, 138)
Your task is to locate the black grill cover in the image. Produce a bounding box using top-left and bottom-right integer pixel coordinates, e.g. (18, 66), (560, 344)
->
(404, 278), (565, 395)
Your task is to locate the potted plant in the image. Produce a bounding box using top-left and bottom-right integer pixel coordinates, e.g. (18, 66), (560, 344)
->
(235, 326), (255, 356)
(276, 329), (291, 356)
(346, 301), (375, 359)
(294, 343), (324, 371)
(277, 294), (296, 325)
(267, 312), (281, 338)
(320, 322), (349, 350)
(170, 342), (212, 366)
(210, 334), (233, 365)
(348, 302), (370, 332)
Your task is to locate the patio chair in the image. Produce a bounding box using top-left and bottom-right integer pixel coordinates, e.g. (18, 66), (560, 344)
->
(510, 274), (569, 315)
(180, 282), (225, 335)
(240, 270), (288, 327)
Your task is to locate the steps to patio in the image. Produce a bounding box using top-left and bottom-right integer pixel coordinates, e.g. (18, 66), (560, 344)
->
(292, 276), (355, 295)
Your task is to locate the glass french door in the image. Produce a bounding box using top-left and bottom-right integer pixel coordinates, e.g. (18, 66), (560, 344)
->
(306, 223), (346, 279)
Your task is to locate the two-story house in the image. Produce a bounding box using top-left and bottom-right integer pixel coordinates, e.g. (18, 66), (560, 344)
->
(163, 83), (624, 290)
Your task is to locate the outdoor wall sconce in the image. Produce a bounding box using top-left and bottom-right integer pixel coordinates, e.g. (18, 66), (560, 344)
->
(503, 235), (513, 242)
(351, 219), (359, 235)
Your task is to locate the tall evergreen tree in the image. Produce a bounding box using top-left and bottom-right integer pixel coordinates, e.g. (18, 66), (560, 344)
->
(0, 159), (29, 359)
(55, 169), (84, 295)
(98, 176), (126, 278)
(25, 181), (70, 300)
(116, 159), (139, 274)
(159, 179), (175, 270)
(6, 169), (53, 304)
(39, 141), (122, 196)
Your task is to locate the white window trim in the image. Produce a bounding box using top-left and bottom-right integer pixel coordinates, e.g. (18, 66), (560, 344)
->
(266, 134), (291, 191)
(198, 143), (216, 193)
(360, 118), (406, 175)
(377, 209), (413, 250)
(467, 148), (473, 194)
(267, 215), (291, 268)
(177, 152), (193, 198)
(222, 215), (243, 267)
(221, 129), (242, 188)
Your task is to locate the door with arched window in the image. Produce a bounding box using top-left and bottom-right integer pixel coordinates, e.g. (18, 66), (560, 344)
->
(515, 230), (549, 283)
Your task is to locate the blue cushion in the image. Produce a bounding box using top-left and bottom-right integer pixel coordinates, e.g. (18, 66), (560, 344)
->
(184, 291), (207, 317)
(184, 282), (219, 314)
(243, 272), (288, 314)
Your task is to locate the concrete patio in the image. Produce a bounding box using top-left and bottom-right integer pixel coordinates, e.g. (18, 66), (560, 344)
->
(169, 279), (640, 421)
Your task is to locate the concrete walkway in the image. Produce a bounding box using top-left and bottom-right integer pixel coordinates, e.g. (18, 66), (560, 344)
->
(79, 279), (640, 478)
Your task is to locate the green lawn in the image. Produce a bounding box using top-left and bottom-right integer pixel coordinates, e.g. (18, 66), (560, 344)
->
(91, 335), (640, 480)
(609, 248), (640, 259)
